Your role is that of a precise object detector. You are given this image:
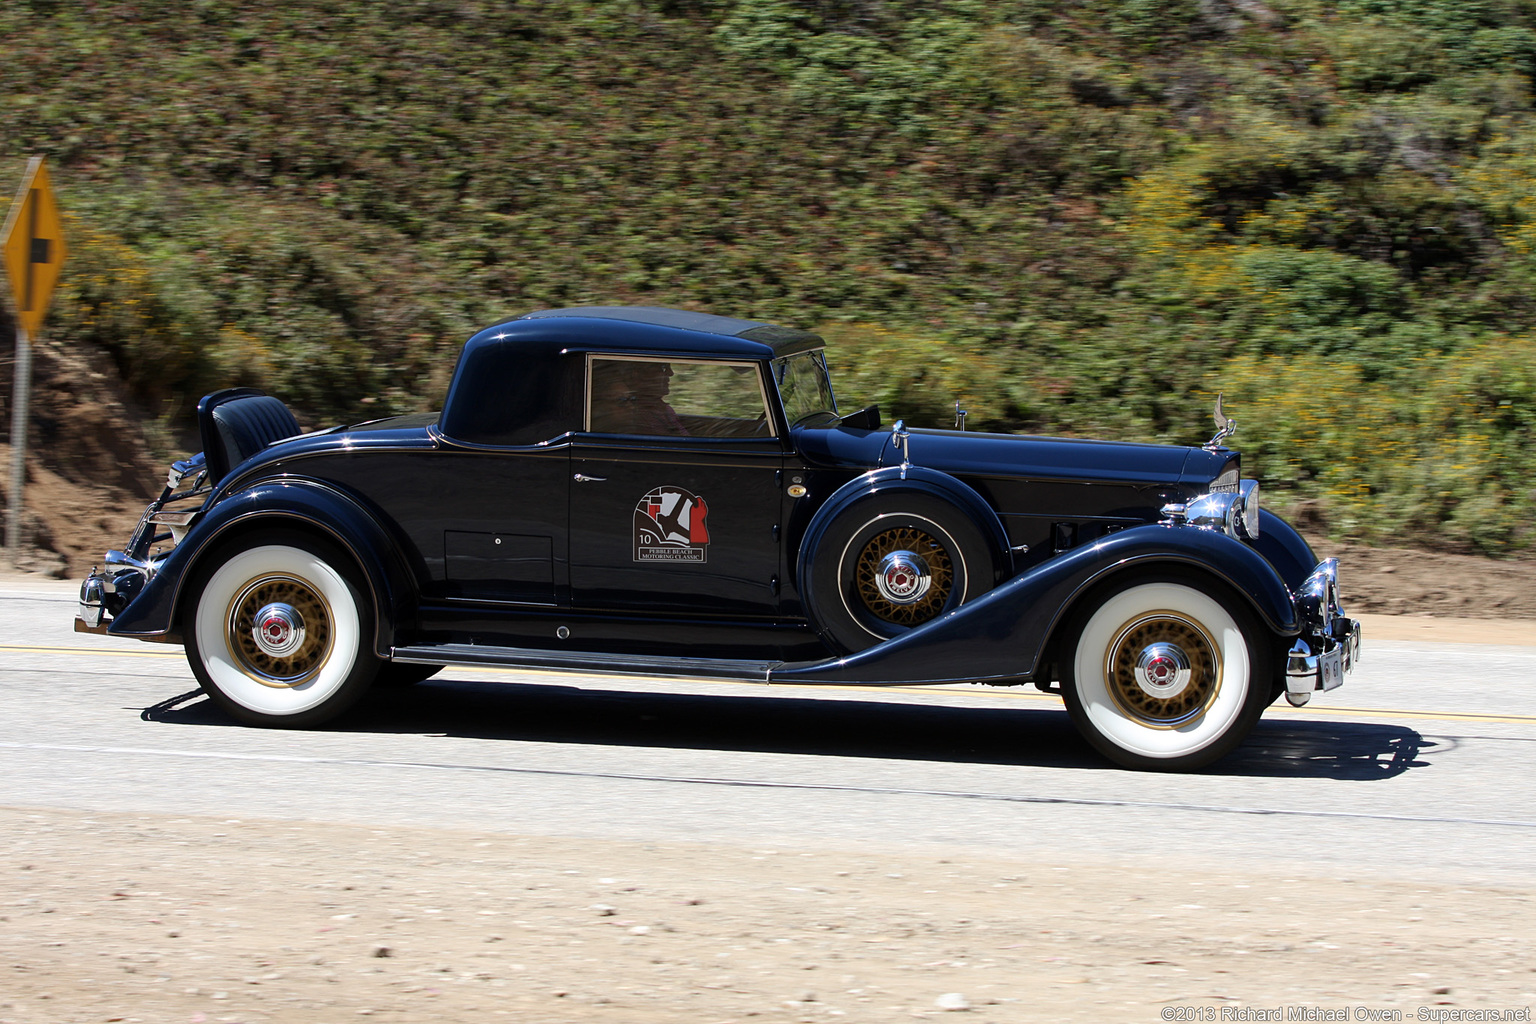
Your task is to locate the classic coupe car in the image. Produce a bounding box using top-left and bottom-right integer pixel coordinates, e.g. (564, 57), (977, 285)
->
(77, 306), (1359, 770)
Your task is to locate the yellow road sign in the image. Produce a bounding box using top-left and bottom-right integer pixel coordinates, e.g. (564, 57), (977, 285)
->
(1, 157), (68, 335)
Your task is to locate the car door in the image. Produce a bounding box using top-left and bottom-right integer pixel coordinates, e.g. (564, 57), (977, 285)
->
(569, 355), (785, 617)
(433, 446), (570, 605)
(418, 343), (584, 607)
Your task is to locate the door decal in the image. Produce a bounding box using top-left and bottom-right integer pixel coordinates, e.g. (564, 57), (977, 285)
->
(634, 485), (710, 562)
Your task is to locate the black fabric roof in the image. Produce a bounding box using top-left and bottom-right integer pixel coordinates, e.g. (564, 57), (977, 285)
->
(516, 306), (824, 357)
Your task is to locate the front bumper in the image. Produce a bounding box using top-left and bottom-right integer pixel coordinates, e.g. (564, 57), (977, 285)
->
(1282, 557), (1361, 706)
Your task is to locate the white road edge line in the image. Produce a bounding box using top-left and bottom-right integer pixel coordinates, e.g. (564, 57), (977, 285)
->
(3, 740), (1534, 831)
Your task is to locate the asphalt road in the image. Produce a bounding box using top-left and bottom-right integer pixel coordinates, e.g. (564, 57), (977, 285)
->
(4, 577), (1535, 884)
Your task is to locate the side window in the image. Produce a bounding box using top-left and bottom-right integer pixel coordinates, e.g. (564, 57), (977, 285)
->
(587, 357), (774, 438)
(439, 345), (582, 447)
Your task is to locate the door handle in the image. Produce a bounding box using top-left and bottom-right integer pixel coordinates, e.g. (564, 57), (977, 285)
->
(573, 473), (607, 483)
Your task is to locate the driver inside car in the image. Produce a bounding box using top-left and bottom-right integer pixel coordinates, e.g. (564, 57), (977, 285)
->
(591, 359), (688, 436)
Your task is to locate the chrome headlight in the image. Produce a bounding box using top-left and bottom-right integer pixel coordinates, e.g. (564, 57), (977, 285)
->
(1239, 479), (1259, 539)
(1182, 491), (1242, 537)
(1164, 479), (1260, 540)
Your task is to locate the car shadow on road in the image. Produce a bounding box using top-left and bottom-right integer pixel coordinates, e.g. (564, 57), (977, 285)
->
(141, 677), (1432, 780)
(1222, 717), (1436, 779)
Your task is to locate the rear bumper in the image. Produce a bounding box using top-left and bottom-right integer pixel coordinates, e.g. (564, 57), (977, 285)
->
(77, 573), (111, 630)
(1282, 557), (1360, 705)
(76, 557), (153, 634)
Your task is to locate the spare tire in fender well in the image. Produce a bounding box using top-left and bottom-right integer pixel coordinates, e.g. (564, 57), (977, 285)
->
(795, 467), (1012, 654)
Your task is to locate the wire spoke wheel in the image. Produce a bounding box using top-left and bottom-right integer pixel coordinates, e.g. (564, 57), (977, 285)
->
(802, 491), (999, 655)
(227, 573), (334, 686)
(853, 526), (954, 626)
(1104, 612), (1220, 727)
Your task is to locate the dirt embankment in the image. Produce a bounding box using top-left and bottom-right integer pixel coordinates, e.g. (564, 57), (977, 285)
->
(1, 336), (165, 576)
(5, 337), (1536, 615)
(1321, 542), (1536, 619)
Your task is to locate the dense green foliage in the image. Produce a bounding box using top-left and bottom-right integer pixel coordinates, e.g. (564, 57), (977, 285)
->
(3, 0), (1536, 551)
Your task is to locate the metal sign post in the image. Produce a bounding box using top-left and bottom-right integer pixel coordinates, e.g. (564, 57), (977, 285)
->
(1, 157), (67, 558)
(6, 326), (29, 552)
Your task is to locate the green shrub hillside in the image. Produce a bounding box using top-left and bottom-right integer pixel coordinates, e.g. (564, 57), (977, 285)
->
(3, 0), (1536, 552)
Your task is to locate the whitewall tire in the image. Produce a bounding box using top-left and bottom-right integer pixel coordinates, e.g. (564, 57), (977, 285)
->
(185, 536), (380, 727)
(1061, 576), (1273, 771)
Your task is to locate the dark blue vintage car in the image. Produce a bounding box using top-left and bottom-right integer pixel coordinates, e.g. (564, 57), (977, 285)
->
(77, 306), (1360, 770)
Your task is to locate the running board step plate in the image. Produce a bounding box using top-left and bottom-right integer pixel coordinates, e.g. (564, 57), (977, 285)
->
(389, 643), (778, 682)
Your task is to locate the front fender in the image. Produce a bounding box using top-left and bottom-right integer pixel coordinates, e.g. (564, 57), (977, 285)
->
(1251, 508), (1318, 592)
(770, 523), (1298, 686)
(107, 477), (415, 658)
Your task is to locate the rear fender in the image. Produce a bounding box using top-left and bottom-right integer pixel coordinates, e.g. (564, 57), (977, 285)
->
(770, 523), (1297, 686)
(106, 478), (414, 658)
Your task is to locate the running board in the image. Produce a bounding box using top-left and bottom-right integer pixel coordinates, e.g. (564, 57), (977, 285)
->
(389, 643), (779, 682)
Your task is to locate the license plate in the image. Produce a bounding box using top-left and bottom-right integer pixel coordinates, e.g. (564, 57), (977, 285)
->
(1319, 645), (1345, 691)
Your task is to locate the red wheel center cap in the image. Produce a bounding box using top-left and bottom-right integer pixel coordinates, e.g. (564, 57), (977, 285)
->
(1146, 656), (1176, 684)
(873, 550), (933, 606)
(249, 601), (307, 660)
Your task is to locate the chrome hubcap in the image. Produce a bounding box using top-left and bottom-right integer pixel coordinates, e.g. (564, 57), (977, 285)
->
(252, 602), (306, 659)
(1105, 611), (1220, 727)
(1133, 642), (1192, 699)
(227, 573), (333, 687)
(854, 525), (955, 627)
(874, 550), (932, 605)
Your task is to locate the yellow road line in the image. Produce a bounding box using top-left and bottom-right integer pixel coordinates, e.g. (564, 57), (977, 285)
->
(7, 645), (1534, 726)
(1, 644), (181, 659)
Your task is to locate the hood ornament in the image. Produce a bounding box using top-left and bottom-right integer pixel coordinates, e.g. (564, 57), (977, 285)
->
(1204, 393), (1237, 450)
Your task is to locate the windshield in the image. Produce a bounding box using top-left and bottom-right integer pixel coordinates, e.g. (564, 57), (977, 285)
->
(772, 350), (838, 427)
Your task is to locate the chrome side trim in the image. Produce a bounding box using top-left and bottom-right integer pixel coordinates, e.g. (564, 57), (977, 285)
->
(74, 616), (111, 636)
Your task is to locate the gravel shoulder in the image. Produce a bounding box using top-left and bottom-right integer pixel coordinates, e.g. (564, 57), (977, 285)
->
(3, 806), (1534, 1024)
